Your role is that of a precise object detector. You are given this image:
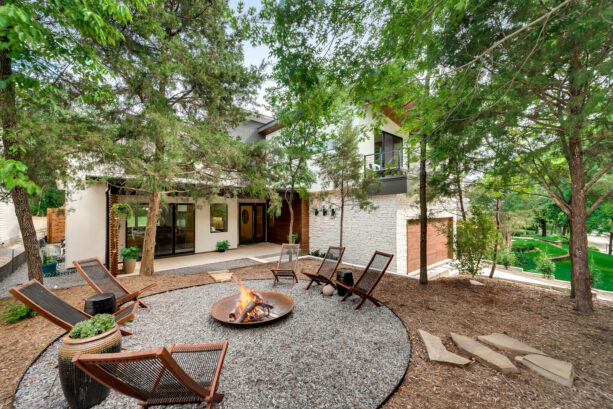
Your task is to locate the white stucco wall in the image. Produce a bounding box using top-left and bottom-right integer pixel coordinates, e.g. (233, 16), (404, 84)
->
(65, 183), (107, 267)
(309, 193), (399, 272)
(0, 200), (21, 244)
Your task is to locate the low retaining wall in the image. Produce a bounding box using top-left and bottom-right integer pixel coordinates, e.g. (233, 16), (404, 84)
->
(0, 238), (46, 282)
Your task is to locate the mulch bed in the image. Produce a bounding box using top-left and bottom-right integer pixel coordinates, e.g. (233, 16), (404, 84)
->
(1, 259), (612, 409)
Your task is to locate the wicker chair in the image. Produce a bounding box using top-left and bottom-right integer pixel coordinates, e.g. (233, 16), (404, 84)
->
(270, 243), (300, 287)
(334, 251), (394, 310)
(303, 246), (345, 291)
(73, 342), (229, 409)
(73, 258), (156, 308)
(9, 279), (137, 336)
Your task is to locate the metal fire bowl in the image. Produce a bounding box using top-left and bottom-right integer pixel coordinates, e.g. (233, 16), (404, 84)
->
(210, 291), (294, 326)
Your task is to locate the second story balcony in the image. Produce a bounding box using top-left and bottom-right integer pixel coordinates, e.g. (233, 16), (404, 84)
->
(364, 149), (406, 177)
(364, 149), (408, 196)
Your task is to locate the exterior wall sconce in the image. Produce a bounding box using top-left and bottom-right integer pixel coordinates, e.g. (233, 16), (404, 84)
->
(313, 207), (319, 216)
(322, 208), (328, 216)
(330, 208), (336, 218)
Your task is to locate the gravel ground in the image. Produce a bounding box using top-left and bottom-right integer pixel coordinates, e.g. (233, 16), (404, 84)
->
(0, 261), (84, 299)
(14, 280), (410, 409)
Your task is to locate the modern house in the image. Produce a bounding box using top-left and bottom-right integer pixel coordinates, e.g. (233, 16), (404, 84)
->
(65, 107), (456, 275)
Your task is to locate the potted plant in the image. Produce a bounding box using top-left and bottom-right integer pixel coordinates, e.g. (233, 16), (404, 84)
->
(41, 250), (58, 277)
(58, 314), (122, 409)
(120, 246), (140, 274)
(216, 240), (230, 252)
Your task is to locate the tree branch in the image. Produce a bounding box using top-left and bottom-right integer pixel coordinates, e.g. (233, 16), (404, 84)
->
(583, 160), (613, 194)
(588, 189), (613, 216)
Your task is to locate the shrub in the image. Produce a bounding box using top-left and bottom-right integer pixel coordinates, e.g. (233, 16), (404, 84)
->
(70, 314), (115, 339)
(498, 248), (516, 269)
(560, 234), (569, 245)
(588, 245), (600, 252)
(120, 246), (141, 260)
(535, 255), (555, 278)
(0, 301), (36, 325)
(216, 240), (230, 251)
(309, 249), (326, 258)
(448, 206), (498, 276)
(41, 250), (53, 265)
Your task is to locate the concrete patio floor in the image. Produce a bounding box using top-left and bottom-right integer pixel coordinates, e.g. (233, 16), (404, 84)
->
(131, 242), (282, 274)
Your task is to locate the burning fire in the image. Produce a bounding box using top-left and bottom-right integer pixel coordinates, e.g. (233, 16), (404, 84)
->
(229, 277), (272, 322)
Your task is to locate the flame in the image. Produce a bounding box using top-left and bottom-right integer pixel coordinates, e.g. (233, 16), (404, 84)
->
(230, 277), (270, 322)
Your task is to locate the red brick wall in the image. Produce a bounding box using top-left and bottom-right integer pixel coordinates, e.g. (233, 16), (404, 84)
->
(406, 217), (452, 273)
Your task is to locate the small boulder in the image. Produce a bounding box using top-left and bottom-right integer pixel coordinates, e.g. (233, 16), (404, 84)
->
(321, 284), (335, 296)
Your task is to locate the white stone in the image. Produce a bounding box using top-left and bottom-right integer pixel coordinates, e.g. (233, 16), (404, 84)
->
(470, 279), (484, 286)
(321, 284), (335, 296)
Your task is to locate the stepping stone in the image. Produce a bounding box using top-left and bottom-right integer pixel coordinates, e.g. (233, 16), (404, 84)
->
(209, 270), (233, 282)
(478, 333), (546, 356)
(450, 333), (519, 374)
(418, 329), (471, 367)
(470, 279), (484, 286)
(515, 354), (574, 387)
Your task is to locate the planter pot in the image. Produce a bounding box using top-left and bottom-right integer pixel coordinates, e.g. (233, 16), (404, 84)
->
(217, 249), (226, 253)
(42, 261), (58, 277)
(58, 324), (122, 409)
(123, 258), (136, 275)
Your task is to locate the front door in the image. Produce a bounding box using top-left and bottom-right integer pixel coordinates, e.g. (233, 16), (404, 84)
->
(239, 204), (266, 243)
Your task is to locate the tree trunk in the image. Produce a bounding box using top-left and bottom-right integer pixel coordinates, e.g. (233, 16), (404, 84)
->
(0, 38), (43, 282)
(339, 193), (344, 247)
(489, 198), (501, 278)
(419, 131), (428, 285)
(287, 190), (294, 243)
(456, 169), (466, 221)
(608, 231), (612, 255)
(541, 219), (547, 237)
(140, 191), (161, 276)
(568, 132), (592, 313)
(569, 221), (575, 298)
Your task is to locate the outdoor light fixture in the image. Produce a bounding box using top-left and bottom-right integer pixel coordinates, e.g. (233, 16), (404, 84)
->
(330, 208), (336, 218)
(313, 207), (319, 216)
(322, 207), (328, 216)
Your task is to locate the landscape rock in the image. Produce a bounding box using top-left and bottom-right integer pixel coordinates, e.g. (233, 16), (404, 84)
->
(478, 333), (546, 356)
(450, 333), (519, 374)
(469, 279), (484, 286)
(515, 354), (574, 387)
(322, 284), (335, 296)
(418, 329), (471, 367)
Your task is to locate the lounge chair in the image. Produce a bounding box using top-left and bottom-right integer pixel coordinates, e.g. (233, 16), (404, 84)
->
(73, 257), (156, 308)
(270, 243), (301, 287)
(9, 279), (137, 336)
(303, 246), (345, 291)
(73, 342), (229, 409)
(334, 251), (394, 310)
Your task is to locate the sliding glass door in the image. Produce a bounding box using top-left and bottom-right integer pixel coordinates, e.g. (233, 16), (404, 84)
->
(126, 203), (195, 257)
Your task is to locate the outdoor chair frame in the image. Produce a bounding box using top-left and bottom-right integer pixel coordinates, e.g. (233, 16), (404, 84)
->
(73, 342), (229, 409)
(270, 243), (301, 287)
(303, 246), (345, 291)
(334, 251), (394, 310)
(73, 257), (156, 308)
(9, 279), (137, 336)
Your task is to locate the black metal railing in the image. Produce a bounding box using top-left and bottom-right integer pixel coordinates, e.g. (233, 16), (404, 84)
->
(364, 149), (405, 177)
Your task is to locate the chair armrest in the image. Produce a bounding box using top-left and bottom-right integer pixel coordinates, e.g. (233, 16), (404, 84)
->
(270, 268), (295, 273)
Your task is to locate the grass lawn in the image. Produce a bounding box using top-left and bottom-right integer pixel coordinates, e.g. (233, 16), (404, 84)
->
(530, 233), (562, 241)
(511, 238), (613, 291)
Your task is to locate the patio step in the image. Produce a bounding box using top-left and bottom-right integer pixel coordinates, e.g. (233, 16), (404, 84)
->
(478, 333), (546, 356)
(418, 329), (471, 367)
(515, 355), (574, 387)
(451, 332), (519, 374)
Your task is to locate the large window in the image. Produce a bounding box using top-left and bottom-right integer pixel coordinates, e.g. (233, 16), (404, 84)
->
(210, 203), (228, 232)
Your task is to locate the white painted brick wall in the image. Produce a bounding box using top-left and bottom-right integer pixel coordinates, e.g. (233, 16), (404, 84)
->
(309, 194), (399, 272)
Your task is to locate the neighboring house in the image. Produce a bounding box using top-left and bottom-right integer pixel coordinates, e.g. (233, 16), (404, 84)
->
(65, 108), (456, 275)
(0, 200), (21, 246)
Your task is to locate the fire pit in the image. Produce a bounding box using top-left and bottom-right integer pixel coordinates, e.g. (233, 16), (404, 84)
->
(210, 278), (294, 325)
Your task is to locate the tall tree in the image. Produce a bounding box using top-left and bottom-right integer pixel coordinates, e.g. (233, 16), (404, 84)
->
(315, 120), (378, 247)
(94, 0), (262, 275)
(0, 0), (149, 282)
